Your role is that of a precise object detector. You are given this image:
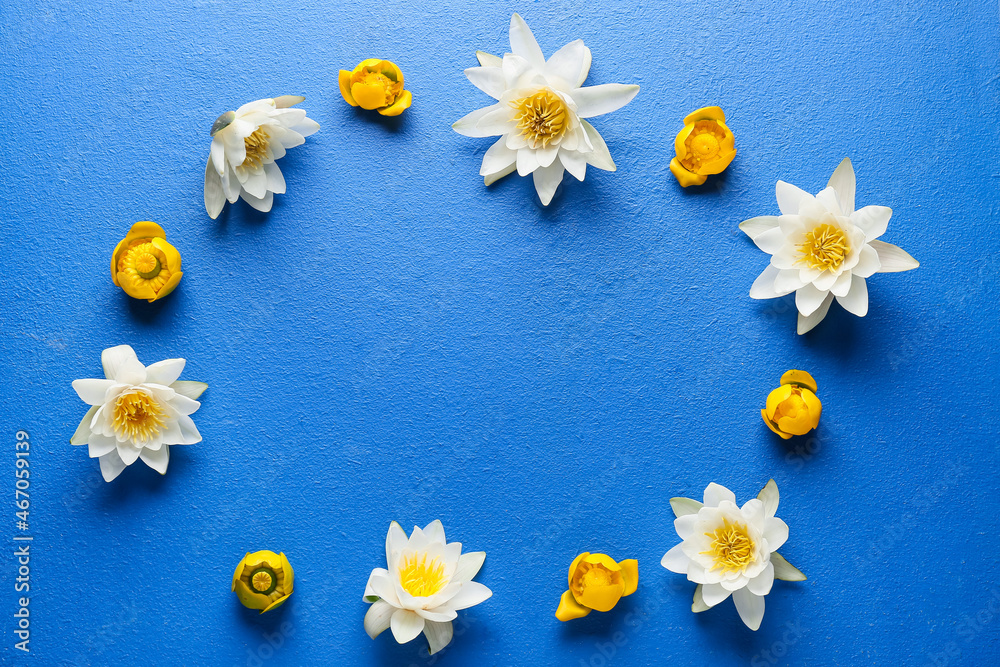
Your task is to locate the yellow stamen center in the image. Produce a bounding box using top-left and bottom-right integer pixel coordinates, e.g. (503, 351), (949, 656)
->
(118, 240), (172, 294)
(701, 517), (756, 574)
(798, 223), (850, 272)
(134, 252), (161, 279)
(112, 390), (165, 443)
(242, 128), (270, 170)
(398, 553), (447, 597)
(511, 89), (569, 149)
(252, 571), (273, 592)
(680, 120), (727, 170)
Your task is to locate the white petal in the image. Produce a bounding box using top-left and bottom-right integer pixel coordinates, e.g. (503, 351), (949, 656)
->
(775, 181), (812, 216)
(364, 600), (395, 639)
(830, 270), (853, 297)
(661, 544), (689, 573)
(797, 292), (834, 334)
(453, 551), (486, 582)
(532, 162), (564, 205)
(813, 186), (842, 216)
(572, 84), (640, 118)
(674, 513), (699, 540)
(733, 588), (765, 630)
(508, 13), (545, 68)
(240, 189), (274, 213)
(516, 147), (540, 176)
(423, 620), (454, 655)
(168, 394), (201, 416)
(501, 53), (541, 89)
(749, 265), (787, 299)
(99, 450), (127, 482)
(440, 581), (492, 611)
(290, 117), (319, 137)
(811, 269), (838, 292)
(853, 244), (881, 278)
(71, 406), (99, 445)
(223, 123), (249, 166)
(795, 283), (830, 317)
(176, 414), (202, 444)
(558, 149), (587, 181)
(101, 345), (145, 384)
(739, 216), (781, 239)
(453, 104), (503, 138)
(747, 562), (775, 596)
(580, 120), (616, 171)
(72, 379), (115, 406)
(835, 275), (869, 316)
(545, 39), (592, 88)
(204, 159), (226, 219)
(210, 138), (226, 174)
(703, 482), (736, 507)
(751, 226), (787, 254)
(464, 66), (506, 99)
(144, 359), (186, 386)
(484, 163), (516, 186)
(415, 608), (457, 622)
(242, 168), (269, 199)
(117, 443), (142, 465)
(273, 95), (304, 109)
(475, 106), (516, 137)
(763, 517), (789, 552)
(851, 205), (892, 242)
(480, 137), (518, 176)
(139, 445), (169, 474)
(390, 609), (425, 644)
(757, 479), (779, 518)
(476, 51), (502, 68)
(827, 158), (856, 214)
(701, 582), (731, 607)
(170, 381), (208, 400)
(369, 569), (401, 608)
(386, 521), (408, 568)
(264, 162), (286, 194)
(88, 433), (117, 458)
(423, 520), (446, 544)
(870, 240), (919, 272)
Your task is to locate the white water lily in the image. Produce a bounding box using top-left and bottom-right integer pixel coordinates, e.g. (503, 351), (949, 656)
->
(363, 520), (491, 655)
(661, 481), (805, 631)
(204, 96), (320, 219)
(740, 159), (919, 334)
(453, 14), (639, 205)
(71, 345), (207, 482)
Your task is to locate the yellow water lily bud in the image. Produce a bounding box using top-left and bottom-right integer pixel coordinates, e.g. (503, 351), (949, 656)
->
(338, 59), (412, 116)
(761, 370), (822, 439)
(232, 550), (294, 613)
(111, 222), (183, 302)
(669, 106), (737, 187)
(555, 552), (637, 621)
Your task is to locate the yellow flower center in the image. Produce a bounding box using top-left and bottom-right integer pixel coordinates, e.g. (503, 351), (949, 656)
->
(112, 390), (165, 442)
(702, 517), (756, 574)
(797, 223), (850, 272)
(680, 120), (728, 171)
(511, 89), (569, 149)
(398, 553), (448, 597)
(118, 240), (173, 294)
(251, 570), (274, 593)
(242, 128), (270, 170)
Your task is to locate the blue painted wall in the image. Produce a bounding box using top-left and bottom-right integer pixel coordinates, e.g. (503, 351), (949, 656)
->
(1, 0), (998, 664)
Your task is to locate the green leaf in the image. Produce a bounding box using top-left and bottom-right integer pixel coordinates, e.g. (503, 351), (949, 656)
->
(757, 479), (779, 517)
(363, 595), (380, 603)
(771, 552), (807, 581)
(670, 497), (703, 518)
(692, 584), (710, 613)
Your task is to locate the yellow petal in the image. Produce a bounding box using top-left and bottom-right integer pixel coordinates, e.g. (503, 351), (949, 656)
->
(777, 412), (814, 436)
(151, 271), (182, 302)
(357, 58), (384, 71)
(683, 106), (726, 125)
(698, 148), (737, 175)
(279, 552), (294, 594)
(762, 410), (792, 439)
(619, 559), (638, 596)
(152, 237), (182, 273)
(124, 221), (166, 244)
(233, 579), (272, 610)
(556, 590), (592, 621)
(261, 593), (291, 614)
(765, 385), (793, 418)
(111, 239), (126, 286)
(670, 158), (707, 187)
(801, 389), (822, 428)
(780, 370), (818, 394)
(351, 82), (388, 110)
(119, 274), (157, 301)
(674, 125), (695, 159)
(232, 553), (250, 591)
(379, 59), (403, 86)
(378, 89), (412, 116)
(339, 70), (358, 106)
(583, 553), (622, 571)
(568, 552), (589, 589)
(579, 580), (624, 612)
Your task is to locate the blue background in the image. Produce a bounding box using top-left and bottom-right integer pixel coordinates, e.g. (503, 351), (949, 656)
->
(2, 0), (999, 665)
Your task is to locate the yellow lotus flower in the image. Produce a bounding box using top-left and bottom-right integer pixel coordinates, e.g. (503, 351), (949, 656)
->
(555, 552), (637, 621)
(232, 550), (294, 613)
(339, 59), (412, 116)
(762, 370), (822, 439)
(111, 222), (182, 302)
(669, 106), (736, 187)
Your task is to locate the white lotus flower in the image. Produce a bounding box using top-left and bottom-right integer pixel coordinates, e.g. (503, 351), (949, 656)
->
(363, 520), (491, 655)
(661, 481), (805, 631)
(740, 159), (919, 334)
(453, 14), (639, 205)
(70, 345), (207, 482)
(203, 96), (320, 219)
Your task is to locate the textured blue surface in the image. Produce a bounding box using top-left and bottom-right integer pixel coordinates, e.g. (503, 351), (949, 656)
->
(2, 0), (999, 665)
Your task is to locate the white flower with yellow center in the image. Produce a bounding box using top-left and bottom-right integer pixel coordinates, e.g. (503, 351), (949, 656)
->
(363, 520), (492, 655)
(71, 345), (207, 482)
(740, 159), (919, 334)
(661, 481), (805, 631)
(203, 96), (320, 219)
(453, 14), (640, 205)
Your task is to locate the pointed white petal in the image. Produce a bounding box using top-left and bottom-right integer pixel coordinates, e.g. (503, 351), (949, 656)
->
(484, 163), (516, 186)
(423, 620), (454, 655)
(739, 216), (781, 239)
(204, 159), (226, 219)
(364, 600), (395, 639)
(439, 581), (492, 610)
(545, 39), (592, 87)
(535, 143), (559, 168)
(71, 406), (99, 445)
(763, 517), (789, 551)
(464, 66), (506, 99)
(733, 588), (765, 630)
(72, 379), (115, 406)
(453, 104), (503, 137)
(273, 95), (304, 109)
(532, 162), (564, 205)
(263, 162), (286, 194)
(476, 51), (502, 68)
(144, 359), (186, 386)
(99, 450), (127, 482)
(480, 137), (518, 177)
(390, 609), (425, 644)
(516, 148), (540, 176)
(139, 445), (169, 474)
(509, 13), (545, 67)
(750, 226), (786, 254)
(101, 345), (145, 384)
(170, 381), (208, 400)
(701, 582), (731, 607)
(580, 120), (615, 171)
(870, 239), (919, 272)
(87, 433), (117, 458)
(797, 292), (834, 334)
(851, 205), (892, 242)
(558, 149), (587, 181)
(661, 544), (689, 573)
(454, 551), (486, 582)
(853, 244), (881, 278)
(240, 189), (274, 213)
(750, 265), (788, 299)
(757, 479), (779, 517)
(703, 482), (736, 507)
(572, 84), (640, 118)
(775, 181), (812, 216)
(795, 283), (829, 317)
(835, 275), (869, 316)
(827, 158), (856, 214)
(815, 187), (843, 216)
